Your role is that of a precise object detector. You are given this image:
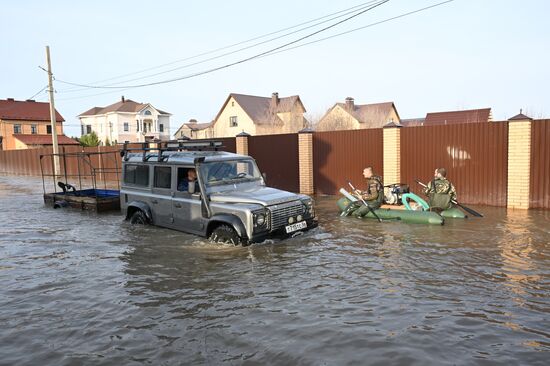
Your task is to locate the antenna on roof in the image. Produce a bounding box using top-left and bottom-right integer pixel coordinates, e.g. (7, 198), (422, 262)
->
(520, 108), (522, 114)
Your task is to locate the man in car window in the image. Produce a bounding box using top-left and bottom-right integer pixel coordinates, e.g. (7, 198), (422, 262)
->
(177, 169), (199, 192)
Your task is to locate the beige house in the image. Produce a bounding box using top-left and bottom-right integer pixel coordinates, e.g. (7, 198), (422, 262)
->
(210, 92), (307, 138)
(174, 119), (213, 140)
(0, 98), (77, 150)
(316, 97), (400, 131)
(78, 96), (171, 144)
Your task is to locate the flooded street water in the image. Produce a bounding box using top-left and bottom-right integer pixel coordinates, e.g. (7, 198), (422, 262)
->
(0, 175), (549, 365)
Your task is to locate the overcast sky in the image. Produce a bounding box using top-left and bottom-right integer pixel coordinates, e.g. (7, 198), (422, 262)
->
(1, 0), (549, 137)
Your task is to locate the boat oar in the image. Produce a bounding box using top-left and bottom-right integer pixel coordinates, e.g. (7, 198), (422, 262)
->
(414, 179), (484, 217)
(347, 181), (382, 223)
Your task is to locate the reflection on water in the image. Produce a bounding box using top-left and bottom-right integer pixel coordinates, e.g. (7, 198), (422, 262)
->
(0, 176), (549, 365)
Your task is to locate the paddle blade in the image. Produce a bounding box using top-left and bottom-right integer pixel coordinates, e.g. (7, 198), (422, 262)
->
(456, 203), (483, 217)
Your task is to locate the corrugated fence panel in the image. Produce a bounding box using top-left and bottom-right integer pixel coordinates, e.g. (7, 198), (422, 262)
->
(248, 133), (299, 192)
(530, 119), (550, 208)
(313, 129), (383, 195)
(401, 122), (508, 206)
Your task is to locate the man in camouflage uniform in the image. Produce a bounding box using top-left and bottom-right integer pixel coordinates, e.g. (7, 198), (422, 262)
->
(423, 168), (457, 211)
(353, 166), (383, 217)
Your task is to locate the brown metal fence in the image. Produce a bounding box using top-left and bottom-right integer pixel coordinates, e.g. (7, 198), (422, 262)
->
(248, 133), (300, 192)
(530, 119), (550, 208)
(401, 122), (509, 206)
(313, 128), (383, 195)
(0, 147), (52, 176)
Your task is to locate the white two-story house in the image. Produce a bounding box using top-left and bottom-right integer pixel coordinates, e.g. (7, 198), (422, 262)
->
(78, 96), (171, 144)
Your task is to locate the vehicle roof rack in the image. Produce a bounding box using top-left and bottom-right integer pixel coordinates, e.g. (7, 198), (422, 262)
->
(121, 140), (225, 162)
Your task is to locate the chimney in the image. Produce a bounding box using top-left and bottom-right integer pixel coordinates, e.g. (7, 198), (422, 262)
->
(188, 118), (197, 124)
(7, 98), (14, 101)
(121, 95), (125, 103)
(345, 97), (354, 111)
(271, 92), (279, 109)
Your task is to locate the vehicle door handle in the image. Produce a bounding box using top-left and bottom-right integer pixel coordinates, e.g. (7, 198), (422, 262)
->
(151, 199), (158, 204)
(174, 203), (182, 208)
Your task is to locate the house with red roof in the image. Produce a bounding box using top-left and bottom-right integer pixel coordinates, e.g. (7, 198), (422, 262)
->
(401, 107), (493, 127)
(316, 97), (401, 131)
(0, 98), (78, 150)
(207, 92), (307, 138)
(78, 96), (171, 144)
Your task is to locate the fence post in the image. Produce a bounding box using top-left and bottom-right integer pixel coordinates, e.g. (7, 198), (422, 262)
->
(236, 131), (250, 156)
(506, 112), (533, 209)
(298, 128), (314, 195)
(383, 121), (402, 185)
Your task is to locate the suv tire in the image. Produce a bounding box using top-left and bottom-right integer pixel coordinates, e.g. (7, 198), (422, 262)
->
(130, 210), (148, 225)
(210, 224), (241, 245)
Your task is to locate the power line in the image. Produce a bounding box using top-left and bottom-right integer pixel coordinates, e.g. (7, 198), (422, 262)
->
(57, 0), (383, 91)
(26, 85), (48, 100)
(256, 0), (456, 59)
(58, 0), (384, 93)
(55, 0), (455, 102)
(56, 0), (389, 90)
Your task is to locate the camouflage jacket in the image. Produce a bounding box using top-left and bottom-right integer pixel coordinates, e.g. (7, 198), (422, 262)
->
(361, 175), (383, 202)
(424, 178), (457, 202)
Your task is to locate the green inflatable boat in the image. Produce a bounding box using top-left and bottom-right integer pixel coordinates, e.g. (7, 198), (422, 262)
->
(337, 189), (467, 225)
(337, 196), (444, 225)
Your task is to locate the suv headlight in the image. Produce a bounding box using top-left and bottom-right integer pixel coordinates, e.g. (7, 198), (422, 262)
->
(256, 213), (265, 226)
(301, 198), (315, 218)
(253, 209), (269, 231)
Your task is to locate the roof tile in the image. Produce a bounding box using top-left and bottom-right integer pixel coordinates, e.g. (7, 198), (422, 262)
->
(0, 99), (64, 122)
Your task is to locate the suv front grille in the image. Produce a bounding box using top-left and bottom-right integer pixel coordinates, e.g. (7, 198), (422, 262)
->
(268, 201), (305, 230)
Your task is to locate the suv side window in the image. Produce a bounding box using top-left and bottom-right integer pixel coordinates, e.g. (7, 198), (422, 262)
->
(124, 164), (149, 186)
(154, 166), (172, 189)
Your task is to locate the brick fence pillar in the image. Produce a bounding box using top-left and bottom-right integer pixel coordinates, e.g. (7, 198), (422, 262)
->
(383, 121), (402, 185)
(236, 131), (250, 156)
(506, 112), (533, 209)
(298, 128), (314, 195)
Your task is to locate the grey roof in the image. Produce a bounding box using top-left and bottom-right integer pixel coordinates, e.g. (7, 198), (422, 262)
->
(124, 150), (248, 165)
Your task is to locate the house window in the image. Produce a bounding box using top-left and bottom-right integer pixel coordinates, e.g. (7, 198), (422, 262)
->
(46, 125), (52, 134)
(230, 116), (238, 127)
(231, 101), (235, 107)
(144, 110), (152, 115)
(136, 120), (140, 132)
(31, 125), (37, 134)
(124, 122), (129, 132)
(159, 124), (164, 133)
(13, 124), (21, 134)
(86, 125), (92, 134)
(154, 166), (172, 189)
(124, 165), (149, 186)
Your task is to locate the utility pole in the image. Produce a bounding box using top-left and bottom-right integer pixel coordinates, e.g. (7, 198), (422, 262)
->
(45, 45), (60, 177)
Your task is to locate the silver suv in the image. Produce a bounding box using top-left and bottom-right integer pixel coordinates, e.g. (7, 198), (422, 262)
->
(120, 141), (317, 245)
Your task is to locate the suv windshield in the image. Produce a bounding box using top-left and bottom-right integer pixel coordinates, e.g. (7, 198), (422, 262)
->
(200, 159), (262, 188)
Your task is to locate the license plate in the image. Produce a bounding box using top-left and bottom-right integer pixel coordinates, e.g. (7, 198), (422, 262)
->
(285, 221), (307, 234)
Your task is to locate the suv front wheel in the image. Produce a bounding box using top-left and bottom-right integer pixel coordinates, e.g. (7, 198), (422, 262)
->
(209, 224), (242, 245)
(130, 210), (148, 225)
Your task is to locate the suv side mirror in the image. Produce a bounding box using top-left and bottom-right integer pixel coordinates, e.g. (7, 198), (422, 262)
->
(188, 181), (196, 194)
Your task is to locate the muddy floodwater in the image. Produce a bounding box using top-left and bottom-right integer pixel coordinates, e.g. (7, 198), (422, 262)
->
(0, 175), (549, 365)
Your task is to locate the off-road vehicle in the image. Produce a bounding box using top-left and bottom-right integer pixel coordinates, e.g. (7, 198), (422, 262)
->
(120, 141), (317, 245)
